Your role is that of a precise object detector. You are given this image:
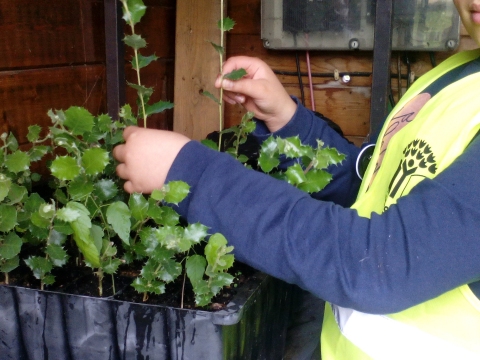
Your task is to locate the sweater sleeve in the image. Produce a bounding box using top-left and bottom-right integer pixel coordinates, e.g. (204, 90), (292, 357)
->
(166, 136), (480, 315)
(252, 99), (363, 207)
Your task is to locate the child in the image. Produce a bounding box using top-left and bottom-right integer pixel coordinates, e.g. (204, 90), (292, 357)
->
(113, 1), (480, 358)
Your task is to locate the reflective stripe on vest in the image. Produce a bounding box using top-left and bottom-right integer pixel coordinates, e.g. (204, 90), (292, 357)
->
(322, 48), (480, 360)
(331, 304), (479, 360)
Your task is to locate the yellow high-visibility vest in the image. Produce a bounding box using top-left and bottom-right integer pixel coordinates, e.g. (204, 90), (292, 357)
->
(321, 48), (480, 360)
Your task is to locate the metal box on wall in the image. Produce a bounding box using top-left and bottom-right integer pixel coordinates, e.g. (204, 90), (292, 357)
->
(261, 0), (461, 51)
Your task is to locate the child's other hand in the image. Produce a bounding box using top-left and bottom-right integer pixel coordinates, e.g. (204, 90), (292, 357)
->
(215, 56), (297, 133)
(113, 126), (190, 194)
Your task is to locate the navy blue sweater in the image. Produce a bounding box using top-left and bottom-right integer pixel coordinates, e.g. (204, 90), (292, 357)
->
(166, 67), (480, 315)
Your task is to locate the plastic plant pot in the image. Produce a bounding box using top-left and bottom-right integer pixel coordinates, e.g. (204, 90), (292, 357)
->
(0, 272), (294, 360)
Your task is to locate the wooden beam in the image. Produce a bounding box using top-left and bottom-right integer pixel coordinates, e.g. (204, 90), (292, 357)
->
(174, 0), (225, 140)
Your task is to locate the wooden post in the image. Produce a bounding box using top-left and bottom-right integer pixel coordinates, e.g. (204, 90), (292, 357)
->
(174, 0), (225, 140)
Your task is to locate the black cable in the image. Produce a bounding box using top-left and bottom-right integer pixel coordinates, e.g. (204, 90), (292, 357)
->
(295, 52), (306, 106)
(429, 52), (437, 68)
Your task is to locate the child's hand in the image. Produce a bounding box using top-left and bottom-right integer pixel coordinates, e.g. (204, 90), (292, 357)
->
(113, 126), (190, 194)
(215, 56), (297, 133)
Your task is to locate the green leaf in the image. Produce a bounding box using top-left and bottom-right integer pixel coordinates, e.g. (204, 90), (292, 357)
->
(278, 136), (313, 158)
(124, 34), (147, 50)
(129, 193), (149, 221)
(122, 0), (146, 25)
(29, 145), (50, 162)
(205, 233), (234, 272)
(1, 256), (19, 273)
(200, 139), (218, 151)
(31, 211), (51, 228)
(314, 145), (346, 169)
(298, 170), (333, 193)
(164, 181), (190, 205)
(209, 41), (224, 55)
(184, 223), (209, 244)
(223, 68), (247, 81)
(27, 125), (42, 142)
(106, 201), (132, 244)
(0, 232), (22, 260)
(218, 17), (236, 32)
(285, 163), (307, 186)
(7, 184), (27, 205)
(186, 255), (207, 283)
(159, 206), (180, 226)
(24, 256), (53, 280)
(81, 147), (109, 175)
(0, 176), (12, 202)
(93, 179), (118, 201)
(6, 133), (19, 151)
(5, 150), (30, 174)
(46, 244), (69, 267)
(0, 204), (17, 232)
(208, 272), (234, 295)
(202, 90), (221, 105)
(64, 106), (95, 136)
(133, 53), (158, 70)
(258, 137), (280, 173)
(68, 177), (94, 201)
(131, 277), (165, 295)
(145, 101), (174, 116)
(102, 258), (122, 275)
(150, 189), (165, 202)
(50, 156), (81, 180)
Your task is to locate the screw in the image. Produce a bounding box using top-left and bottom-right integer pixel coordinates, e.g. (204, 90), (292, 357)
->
(446, 39), (456, 49)
(349, 39), (359, 50)
(263, 40), (270, 48)
(342, 75), (351, 83)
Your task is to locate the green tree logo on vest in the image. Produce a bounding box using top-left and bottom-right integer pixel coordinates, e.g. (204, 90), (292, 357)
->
(388, 139), (437, 201)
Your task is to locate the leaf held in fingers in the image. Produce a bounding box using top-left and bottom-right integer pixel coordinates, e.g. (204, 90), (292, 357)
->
(202, 90), (221, 105)
(223, 68), (247, 81)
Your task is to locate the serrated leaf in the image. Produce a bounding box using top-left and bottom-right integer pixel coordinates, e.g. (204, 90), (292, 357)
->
(298, 170), (333, 193)
(133, 53), (158, 70)
(29, 145), (50, 162)
(64, 106), (95, 136)
(7, 184), (27, 205)
(145, 100), (174, 116)
(27, 125), (42, 142)
(127, 81), (153, 97)
(93, 179), (118, 201)
(46, 244), (69, 267)
(106, 201), (131, 244)
(31, 211), (51, 228)
(314, 146), (346, 169)
(150, 189), (165, 202)
(200, 139), (218, 151)
(1, 256), (19, 273)
(48, 229), (68, 245)
(102, 258), (122, 275)
(158, 258), (182, 283)
(184, 223), (209, 244)
(129, 193), (149, 221)
(285, 163), (307, 186)
(5, 150), (30, 174)
(186, 255), (206, 284)
(50, 156), (81, 180)
(0, 176), (12, 202)
(132, 277), (165, 295)
(124, 34), (147, 50)
(81, 147), (109, 175)
(122, 0), (146, 25)
(0, 204), (17, 232)
(209, 41), (224, 54)
(205, 233), (234, 272)
(6, 133), (19, 152)
(202, 90), (221, 105)
(68, 177), (94, 201)
(24, 256), (53, 280)
(218, 17), (236, 32)
(223, 68), (247, 81)
(159, 206), (180, 226)
(0, 232), (22, 260)
(278, 136), (313, 158)
(164, 181), (190, 205)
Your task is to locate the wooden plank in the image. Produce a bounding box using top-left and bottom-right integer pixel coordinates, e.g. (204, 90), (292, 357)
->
(0, 65), (106, 144)
(124, 5), (176, 129)
(174, 0), (225, 140)
(0, 0), (105, 69)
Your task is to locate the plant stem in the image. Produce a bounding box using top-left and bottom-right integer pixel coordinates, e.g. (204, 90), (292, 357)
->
(181, 270), (187, 309)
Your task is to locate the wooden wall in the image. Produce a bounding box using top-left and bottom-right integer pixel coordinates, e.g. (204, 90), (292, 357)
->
(0, 0), (175, 150)
(174, 0), (477, 145)
(1, 0), (477, 150)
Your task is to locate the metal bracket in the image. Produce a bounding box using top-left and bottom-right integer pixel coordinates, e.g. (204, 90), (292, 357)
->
(369, 0), (394, 134)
